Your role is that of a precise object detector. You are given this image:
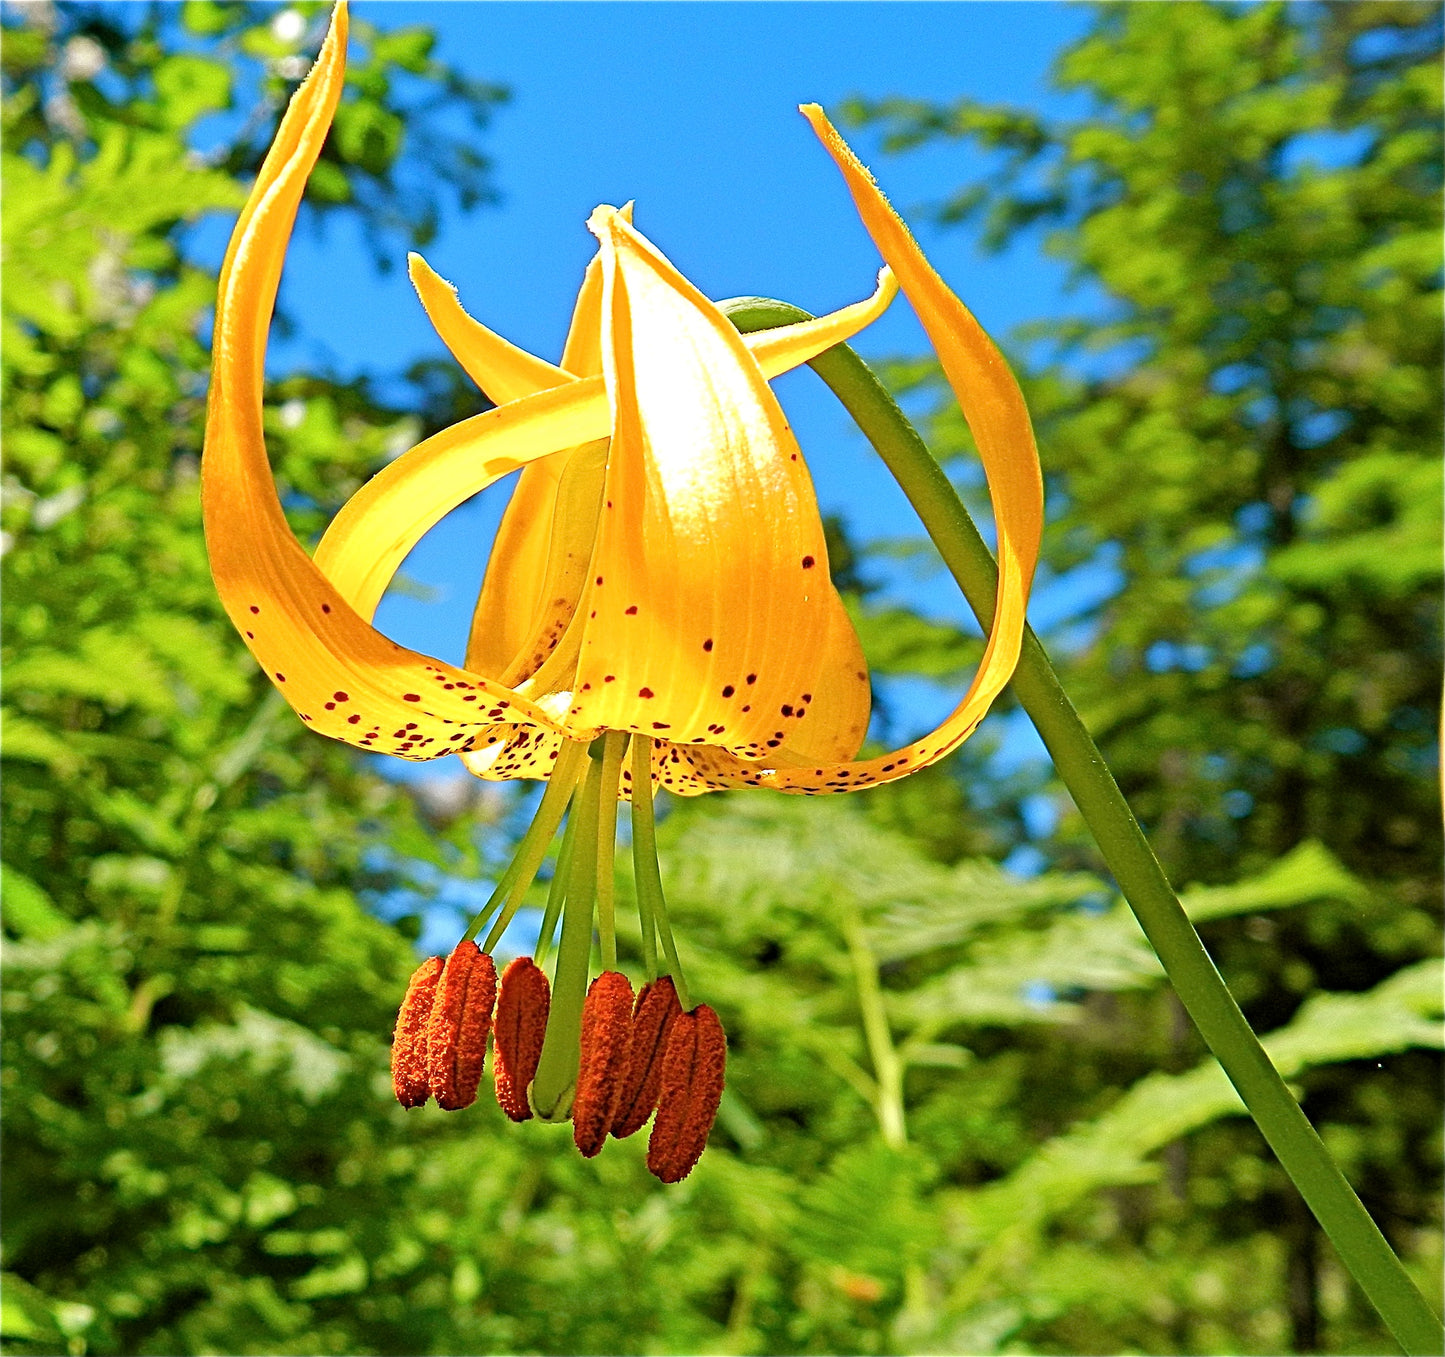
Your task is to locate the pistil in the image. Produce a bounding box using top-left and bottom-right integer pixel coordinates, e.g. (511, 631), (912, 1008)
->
(529, 739), (608, 1120)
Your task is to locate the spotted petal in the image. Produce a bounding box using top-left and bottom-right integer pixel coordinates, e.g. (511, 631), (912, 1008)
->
(202, 2), (568, 758)
(646, 109), (1045, 795)
(524, 206), (868, 761)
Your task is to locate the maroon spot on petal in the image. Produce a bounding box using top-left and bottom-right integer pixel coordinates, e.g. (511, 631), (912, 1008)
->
(625, 605), (638, 615)
(746, 674), (757, 685)
(334, 691), (348, 702)
(324, 702), (335, 710)
(801, 556), (815, 569)
(348, 714), (361, 725)
(604, 675), (616, 683)
(702, 638), (713, 652)
(652, 722), (670, 730)
(721, 684), (735, 698)
(781, 705), (793, 717)
(249, 605), (260, 614)
(274, 673), (285, 682)
(404, 694), (420, 702)
(245, 631), (254, 639)
(638, 687), (654, 699)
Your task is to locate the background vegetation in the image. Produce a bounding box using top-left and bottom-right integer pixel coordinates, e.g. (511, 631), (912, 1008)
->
(3, 2), (1439, 1353)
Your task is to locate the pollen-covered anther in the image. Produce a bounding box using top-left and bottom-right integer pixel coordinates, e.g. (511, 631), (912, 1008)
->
(647, 1004), (727, 1184)
(391, 955), (444, 1108)
(425, 941), (498, 1111)
(571, 971), (635, 1157)
(493, 956), (551, 1122)
(611, 976), (683, 1139)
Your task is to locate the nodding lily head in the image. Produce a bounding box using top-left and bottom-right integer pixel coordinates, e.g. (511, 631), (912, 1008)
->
(204, 2), (1041, 1181)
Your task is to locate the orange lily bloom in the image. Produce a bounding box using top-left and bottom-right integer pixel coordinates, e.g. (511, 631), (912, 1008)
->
(203, 3), (1042, 1179)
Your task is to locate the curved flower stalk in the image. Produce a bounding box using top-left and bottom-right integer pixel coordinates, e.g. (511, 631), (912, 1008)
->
(203, 2), (1042, 1181)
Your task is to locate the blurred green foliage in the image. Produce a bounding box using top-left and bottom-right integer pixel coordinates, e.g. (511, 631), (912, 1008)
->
(2, 3), (1439, 1356)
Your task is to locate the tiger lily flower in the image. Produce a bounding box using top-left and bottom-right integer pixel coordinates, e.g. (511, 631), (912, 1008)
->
(204, 3), (1042, 1180)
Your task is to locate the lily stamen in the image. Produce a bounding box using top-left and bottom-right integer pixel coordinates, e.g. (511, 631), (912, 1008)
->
(647, 1004), (727, 1184)
(572, 971), (636, 1157)
(493, 957), (551, 1122)
(611, 976), (683, 1140)
(425, 941), (498, 1111)
(391, 955), (444, 1108)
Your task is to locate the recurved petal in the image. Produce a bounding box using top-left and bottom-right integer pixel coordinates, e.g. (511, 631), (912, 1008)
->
(740, 265), (896, 374)
(410, 252), (570, 404)
(201, 3), (566, 758)
(312, 381), (612, 625)
(653, 107), (1043, 794)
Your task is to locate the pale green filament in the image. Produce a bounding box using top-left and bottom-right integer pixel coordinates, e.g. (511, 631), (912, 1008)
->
(629, 736), (688, 1009)
(534, 807), (578, 968)
(594, 730), (630, 970)
(475, 738), (588, 953)
(530, 742), (607, 1121)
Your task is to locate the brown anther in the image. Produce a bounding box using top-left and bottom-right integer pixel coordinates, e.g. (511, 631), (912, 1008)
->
(571, 971), (634, 1158)
(611, 976), (683, 1139)
(391, 955), (444, 1108)
(493, 957), (550, 1122)
(647, 1004), (726, 1184)
(425, 941), (497, 1111)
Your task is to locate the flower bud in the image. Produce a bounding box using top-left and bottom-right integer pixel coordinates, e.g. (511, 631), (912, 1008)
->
(647, 1004), (726, 1184)
(611, 975), (683, 1139)
(426, 941), (498, 1111)
(391, 955), (444, 1108)
(493, 957), (551, 1122)
(571, 970), (634, 1157)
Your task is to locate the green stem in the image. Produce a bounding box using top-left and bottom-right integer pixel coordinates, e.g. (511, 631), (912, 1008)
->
(724, 297), (1443, 1357)
(531, 745), (606, 1121)
(841, 903), (907, 1150)
(594, 731), (629, 971)
(629, 736), (689, 1009)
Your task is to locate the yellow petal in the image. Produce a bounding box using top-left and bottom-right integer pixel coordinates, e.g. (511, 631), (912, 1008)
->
(742, 265), (896, 374)
(657, 107), (1043, 794)
(318, 264), (898, 651)
(463, 245), (609, 677)
(409, 252), (570, 404)
(533, 205), (848, 756)
(488, 437), (609, 687)
(313, 379), (612, 620)
(202, 2), (561, 758)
